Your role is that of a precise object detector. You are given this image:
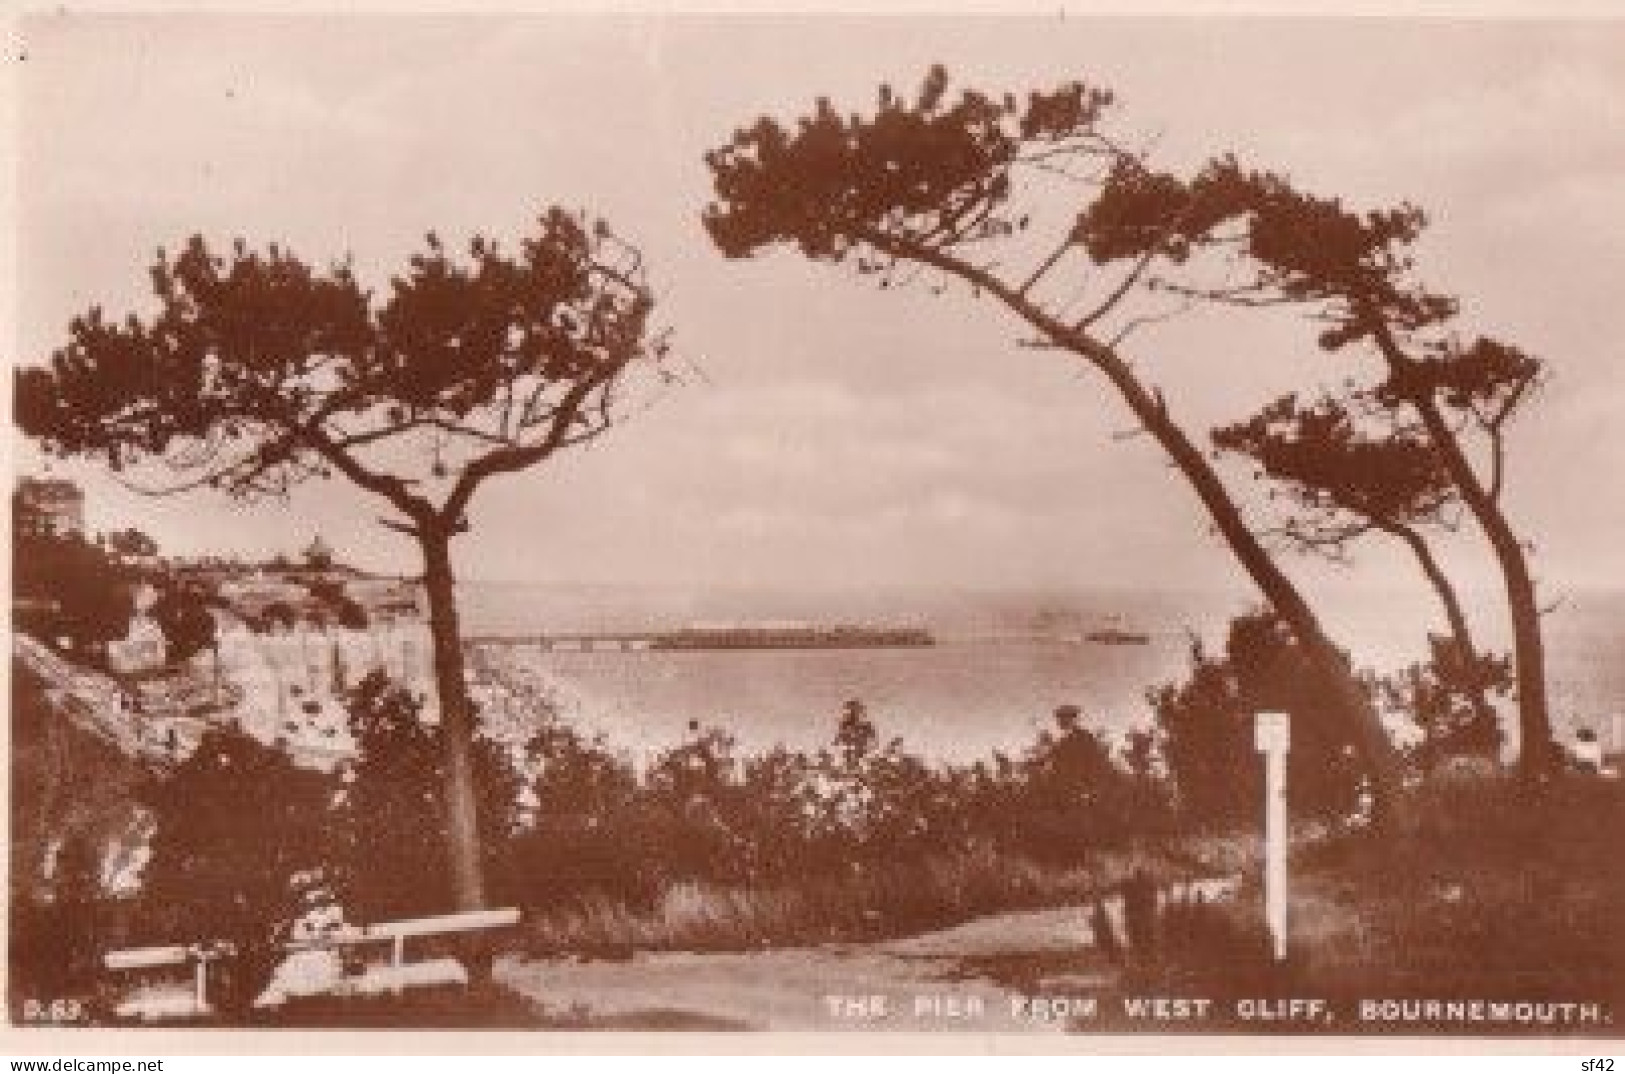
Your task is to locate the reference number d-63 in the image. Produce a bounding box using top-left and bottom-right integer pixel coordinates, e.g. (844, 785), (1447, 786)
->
(20, 997), (87, 1023)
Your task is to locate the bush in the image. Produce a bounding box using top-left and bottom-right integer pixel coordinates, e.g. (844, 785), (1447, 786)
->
(115, 671), (1191, 988)
(136, 730), (339, 1014)
(336, 671), (524, 922)
(993, 707), (1171, 860)
(305, 577), (368, 630)
(501, 697), (1174, 926)
(1380, 634), (1508, 771)
(12, 532), (135, 661)
(504, 719), (660, 911)
(8, 833), (109, 1014)
(1150, 610), (1367, 824)
(149, 583), (217, 664)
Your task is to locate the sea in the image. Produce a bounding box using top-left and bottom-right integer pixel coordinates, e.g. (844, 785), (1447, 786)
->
(457, 580), (1625, 766)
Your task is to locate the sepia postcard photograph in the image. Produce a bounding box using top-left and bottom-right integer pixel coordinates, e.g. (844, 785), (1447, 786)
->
(3, 5), (1623, 1053)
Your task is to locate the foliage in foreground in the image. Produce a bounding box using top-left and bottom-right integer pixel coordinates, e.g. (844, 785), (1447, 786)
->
(94, 672), (1171, 1001)
(14, 602), (1522, 1019)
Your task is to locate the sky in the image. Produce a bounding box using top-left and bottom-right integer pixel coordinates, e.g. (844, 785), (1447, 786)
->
(11, 14), (1625, 616)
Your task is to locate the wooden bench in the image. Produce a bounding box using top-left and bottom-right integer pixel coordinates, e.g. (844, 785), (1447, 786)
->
(329, 907), (522, 985)
(103, 906), (521, 1016)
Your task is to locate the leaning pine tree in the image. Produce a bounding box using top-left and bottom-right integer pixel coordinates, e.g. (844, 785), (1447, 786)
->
(1079, 156), (1557, 778)
(16, 209), (672, 908)
(702, 67), (1404, 811)
(1212, 391), (1507, 756)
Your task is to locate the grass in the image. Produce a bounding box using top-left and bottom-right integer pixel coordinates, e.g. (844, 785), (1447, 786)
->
(515, 839), (1253, 959)
(1300, 773), (1623, 994)
(92, 772), (1619, 1034)
(518, 845), (1106, 957)
(247, 981), (570, 1028)
(94, 982), (571, 1029)
(247, 983), (759, 1029)
(83, 841), (1238, 1028)
(1039, 771), (1625, 1036)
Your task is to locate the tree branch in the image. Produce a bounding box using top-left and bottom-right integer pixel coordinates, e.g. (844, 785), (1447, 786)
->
(1017, 234), (1075, 297)
(1263, 514), (1375, 565)
(1478, 363), (1536, 504)
(292, 420), (432, 523)
(443, 367), (615, 523)
(112, 469), (230, 499)
(1108, 296), (1196, 348)
(1149, 278), (1296, 308)
(1077, 241), (1166, 331)
(1486, 419), (1508, 505)
(1074, 193), (1207, 332)
(852, 223), (1085, 357)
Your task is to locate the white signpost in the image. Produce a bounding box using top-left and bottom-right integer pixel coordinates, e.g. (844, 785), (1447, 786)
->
(1254, 711), (1290, 962)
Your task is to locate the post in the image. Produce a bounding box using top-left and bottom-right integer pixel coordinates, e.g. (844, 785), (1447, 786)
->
(1254, 711), (1290, 962)
(193, 954), (208, 1013)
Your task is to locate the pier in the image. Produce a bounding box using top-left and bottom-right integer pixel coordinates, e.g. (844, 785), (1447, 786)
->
(468, 632), (658, 653)
(468, 624), (936, 652)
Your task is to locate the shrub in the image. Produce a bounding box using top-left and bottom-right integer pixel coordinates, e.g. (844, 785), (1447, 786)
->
(149, 583), (217, 664)
(335, 671), (523, 922)
(994, 706), (1171, 860)
(12, 532), (135, 661)
(504, 718), (661, 911)
(502, 696), (1175, 924)
(1150, 610), (1367, 824)
(1380, 634), (1508, 771)
(136, 729), (338, 1013)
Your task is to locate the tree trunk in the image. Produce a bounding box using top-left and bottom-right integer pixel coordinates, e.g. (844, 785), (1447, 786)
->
(852, 229), (1405, 813)
(1362, 316), (1556, 779)
(1383, 520), (1500, 740)
(1411, 401), (1553, 778)
(1087, 351), (1404, 813)
(417, 526), (488, 911)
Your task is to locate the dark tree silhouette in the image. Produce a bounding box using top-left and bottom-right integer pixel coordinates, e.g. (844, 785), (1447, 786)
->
(12, 532), (135, 662)
(335, 671), (522, 923)
(702, 66), (1401, 809)
(306, 577), (368, 631)
(15, 208), (671, 907)
(1150, 611), (1368, 824)
(150, 583), (218, 664)
(1381, 636), (1509, 772)
(1213, 391), (1503, 741)
(104, 527), (159, 562)
(1017, 706), (1157, 858)
(48, 832), (108, 997)
(1081, 155), (1555, 777)
(139, 730), (338, 1013)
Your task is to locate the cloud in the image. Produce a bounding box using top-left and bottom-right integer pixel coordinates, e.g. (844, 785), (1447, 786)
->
(18, 17), (1625, 595)
(1276, 52), (1625, 210)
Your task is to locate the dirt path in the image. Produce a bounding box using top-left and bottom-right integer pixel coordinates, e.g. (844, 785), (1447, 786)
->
(497, 904), (1117, 1031)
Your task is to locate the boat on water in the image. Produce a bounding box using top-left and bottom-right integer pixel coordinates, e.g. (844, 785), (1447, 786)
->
(1084, 627), (1151, 645)
(650, 623), (935, 651)
(1031, 608), (1151, 646)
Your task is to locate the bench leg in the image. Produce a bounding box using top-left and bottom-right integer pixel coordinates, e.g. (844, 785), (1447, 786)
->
(194, 959), (207, 1013)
